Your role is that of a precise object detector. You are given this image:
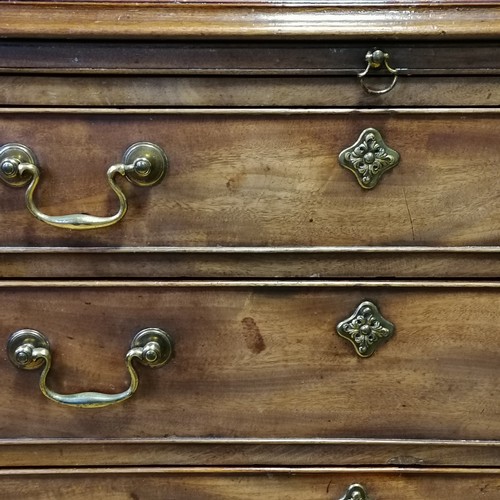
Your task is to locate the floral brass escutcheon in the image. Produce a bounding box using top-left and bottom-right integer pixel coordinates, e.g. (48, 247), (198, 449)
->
(338, 128), (400, 189)
(338, 484), (369, 500)
(336, 301), (394, 357)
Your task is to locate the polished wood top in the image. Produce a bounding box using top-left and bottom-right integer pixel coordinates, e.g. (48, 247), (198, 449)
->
(1, 1), (500, 39)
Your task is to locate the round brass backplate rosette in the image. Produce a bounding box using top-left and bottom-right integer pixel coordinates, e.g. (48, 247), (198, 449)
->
(7, 329), (50, 370)
(131, 327), (174, 368)
(122, 142), (168, 187)
(0, 143), (38, 187)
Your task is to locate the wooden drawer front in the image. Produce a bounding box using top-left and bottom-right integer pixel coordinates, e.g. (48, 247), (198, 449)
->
(0, 468), (499, 500)
(3, 77), (499, 107)
(2, 43), (499, 107)
(0, 111), (499, 248)
(2, 39), (500, 106)
(3, 42), (499, 75)
(1, 282), (499, 441)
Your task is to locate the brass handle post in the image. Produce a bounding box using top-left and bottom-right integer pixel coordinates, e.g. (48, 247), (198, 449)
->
(0, 142), (168, 230)
(338, 484), (369, 500)
(358, 48), (398, 95)
(7, 328), (174, 408)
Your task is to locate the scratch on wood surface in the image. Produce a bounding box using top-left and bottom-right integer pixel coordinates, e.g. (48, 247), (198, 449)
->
(403, 187), (416, 242)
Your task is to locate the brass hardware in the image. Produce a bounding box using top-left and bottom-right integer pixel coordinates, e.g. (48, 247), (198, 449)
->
(358, 48), (398, 94)
(338, 484), (369, 500)
(7, 327), (174, 408)
(0, 142), (168, 230)
(336, 301), (394, 357)
(338, 128), (400, 189)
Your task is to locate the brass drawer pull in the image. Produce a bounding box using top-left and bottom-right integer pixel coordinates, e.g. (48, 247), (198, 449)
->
(358, 48), (398, 95)
(336, 300), (395, 357)
(0, 142), (168, 230)
(7, 327), (174, 408)
(339, 484), (369, 500)
(338, 128), (400, 189)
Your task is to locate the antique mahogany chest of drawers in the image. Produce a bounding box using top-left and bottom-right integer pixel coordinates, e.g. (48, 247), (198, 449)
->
(0, 1), (499, 498)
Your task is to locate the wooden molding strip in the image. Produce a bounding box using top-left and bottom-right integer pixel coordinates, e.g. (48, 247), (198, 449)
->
(0, 246), (500, 254)
(1, 466), (499, 476)
(1, 437), (499, 446)
(1, 280), (500, 288)
(0, 3), (500, 39)
(0, 107), (498, 115)
(1, 438), (498, 467)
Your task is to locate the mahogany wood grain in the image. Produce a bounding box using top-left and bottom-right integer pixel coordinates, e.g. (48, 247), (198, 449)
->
(3, 249), (500, 278)
(1, 41), (498, 74)
(0, 468), (498, 499)
(2, 0), (499, 491)
(0, 111), (498, 248)
(0, 439), (499, 467)
(2, 76), (499, 107)
(1, 3), (499, 40)
(0, 283), (498, 444)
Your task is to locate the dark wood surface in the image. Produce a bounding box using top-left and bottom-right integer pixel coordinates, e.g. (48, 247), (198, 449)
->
(1, 439), (500, 467)
(3, 249), (500, 279)
(0, 467), (499, 500)
(2, 42), (499, 74)
(0, 282), (499, 443)
(0, 111), (499, 248)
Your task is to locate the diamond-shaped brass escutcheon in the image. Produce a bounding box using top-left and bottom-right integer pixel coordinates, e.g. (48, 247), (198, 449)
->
(336, 301), (395, 357)
(338, 484), (369, 500)
(338, 128), (400, 189)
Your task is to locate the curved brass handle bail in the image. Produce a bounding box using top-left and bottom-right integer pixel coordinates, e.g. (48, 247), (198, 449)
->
(7, 328), (174, 408)
(0, 142), (168, 230)
(338, 484), (369, 500)
(358, 48), (398, 95)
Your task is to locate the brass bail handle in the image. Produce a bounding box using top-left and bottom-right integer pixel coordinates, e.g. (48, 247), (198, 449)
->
(358, 48), (398, 95)
(7, 328), (174, 408)
(0, 142), (168, 230)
